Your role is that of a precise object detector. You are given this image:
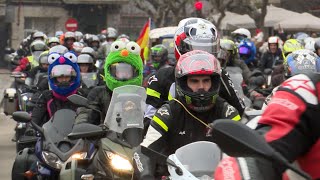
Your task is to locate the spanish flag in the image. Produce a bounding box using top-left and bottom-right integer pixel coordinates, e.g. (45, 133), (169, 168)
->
(136, 18), (151, 63)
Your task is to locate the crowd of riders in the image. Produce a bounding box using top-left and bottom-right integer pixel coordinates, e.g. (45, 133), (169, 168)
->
(7, 15), (320, 179)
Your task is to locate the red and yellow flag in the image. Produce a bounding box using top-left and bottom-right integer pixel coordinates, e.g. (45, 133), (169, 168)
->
(136, 18), (151, 63)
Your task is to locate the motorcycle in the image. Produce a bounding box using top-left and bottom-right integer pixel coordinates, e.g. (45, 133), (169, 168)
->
(11, 109), (84, 180)
(141, 141), (222, 180)
(211, 119), (312, 180)
(60, 85), (146, 180)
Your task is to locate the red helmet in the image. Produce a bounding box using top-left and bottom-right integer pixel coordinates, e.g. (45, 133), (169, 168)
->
(174, 18), (220, 60)
(175, 50), (221, 112)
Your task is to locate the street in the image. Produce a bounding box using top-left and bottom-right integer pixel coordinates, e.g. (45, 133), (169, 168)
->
(0, 68), (16, 180)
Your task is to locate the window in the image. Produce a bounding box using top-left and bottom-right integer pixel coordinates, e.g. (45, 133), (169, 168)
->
(24, 17), (58, 38)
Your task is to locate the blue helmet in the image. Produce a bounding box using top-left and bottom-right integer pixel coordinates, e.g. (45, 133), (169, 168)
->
(48, 51), (81, 96)
(284, 49), (320, 77)
(238, 40), (256, 64)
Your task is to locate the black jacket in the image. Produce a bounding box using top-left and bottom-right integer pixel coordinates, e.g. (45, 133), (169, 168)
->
(31, 90), (80, 127)
(259, 49), (283, 71)
(133, 97), (240, 179)
(75, 86), (112, 125)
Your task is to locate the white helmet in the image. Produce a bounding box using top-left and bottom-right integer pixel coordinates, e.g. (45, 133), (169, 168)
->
(106, 27), (118, 39)
(231, 28), (251, 39)
(304, 37), (315, 52)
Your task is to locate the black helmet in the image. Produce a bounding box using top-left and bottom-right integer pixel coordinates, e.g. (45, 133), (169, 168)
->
(150, 44), (168, 69)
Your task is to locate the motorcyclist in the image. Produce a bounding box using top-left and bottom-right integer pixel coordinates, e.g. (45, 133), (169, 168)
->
(259, 36), (283, 71)
(262, 49), (320, 110)
(14, 40), (48, 72)
(26, 51), (49, 87)
(231, 28), (252, 45)
(282, 38), (304, 60)
(314, 39), (320, 56)
(73, 41), (85, 56)
(144, 18), (245, 129)
(63, 31), (76, 51)
(220, 39), (251, 83)
(214, 64), (320, 180)
(31, 51), (82, 127)
(47, 37), (60, 48)
(74, 41), (143, 125)
(133, 50), (240, 179)
(143, 44), (171, 78)
(238, 40), (257, 70)
(88, 35), (100, 51)
(98, 27), (118, 58)
(75, 31), (84, 42)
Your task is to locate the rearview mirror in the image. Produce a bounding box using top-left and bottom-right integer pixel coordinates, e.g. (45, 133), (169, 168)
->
(67, 94), (89, 107)
(12, 111), (31, 123)
(68, 123), (105, 140)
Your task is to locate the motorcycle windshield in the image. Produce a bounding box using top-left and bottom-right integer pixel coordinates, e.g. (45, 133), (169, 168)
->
(226, 66), (251, 107)
(174, 141), (221, 177)
(42, 109), (76, 144)
(81, 72), (98, 88)
(104, 85), (146, 134)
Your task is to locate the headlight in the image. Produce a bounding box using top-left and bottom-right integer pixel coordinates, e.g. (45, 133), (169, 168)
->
(22, 95), (28, 101)
(41, 151), (63, 170)
(105, 151), (133, 171)
(71, 152), (87, 160)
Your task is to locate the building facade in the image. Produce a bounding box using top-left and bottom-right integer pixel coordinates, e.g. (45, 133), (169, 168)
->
(4, 0), (148, 50)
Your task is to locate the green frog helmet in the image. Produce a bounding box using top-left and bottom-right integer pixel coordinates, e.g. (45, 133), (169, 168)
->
(104, 41), (143, 91)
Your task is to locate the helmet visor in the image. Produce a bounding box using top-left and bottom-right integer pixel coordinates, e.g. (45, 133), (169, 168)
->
(176, 53), (221, 78)
(109, 62), (138, 80)
(50, 64), (76, 78)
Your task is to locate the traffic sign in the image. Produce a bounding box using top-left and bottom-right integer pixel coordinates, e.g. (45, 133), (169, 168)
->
(65, 18), (78, 32)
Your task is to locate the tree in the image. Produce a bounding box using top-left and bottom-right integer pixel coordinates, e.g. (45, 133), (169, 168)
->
(227, 0), (269, 29)
(207, 0), (235, 29)
(132, 0), (193, 27)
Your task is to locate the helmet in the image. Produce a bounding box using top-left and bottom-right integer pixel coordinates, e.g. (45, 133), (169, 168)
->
(268, 36), (279, 46)
(238, 40), (256, 64)
(282, 39), (304, 59)
(304, 37), (315, 51)
(89, 35), (100, 50)
(219, 39), (237, 67)
(48, 52), (81, 96)
(117, 34), (130, 40)
(55, 31), (64, 38)
(75, 31), (83, 42)
(175, 50), (221, 112)
(174, 17), (220, 60)
(30, 40), (47, 52)
(73, 42), (85, 55)
(33, 31), (47, 41)
(150, 44), (168, 69)
(231, 28), (251, 43)
(38, 51), (49, 65)
(98, 34), (106, 43)
(81, 47), (97, 60)
(284, 49), (320, 77)
(104, 41), (143, 91)
(77, 54), (95, 72)
(47, 37), (60, 47)
(64, 31), (76, 41)
(49, 45), (68, 55)
(106, 27), (118, 39)
(77, 54), (94, 64)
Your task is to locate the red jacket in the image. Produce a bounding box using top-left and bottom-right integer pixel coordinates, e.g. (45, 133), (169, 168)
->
(215, 73), (320, 179)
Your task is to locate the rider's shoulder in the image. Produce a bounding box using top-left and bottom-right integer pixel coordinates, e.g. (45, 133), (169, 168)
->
(279, 74), (318, 105)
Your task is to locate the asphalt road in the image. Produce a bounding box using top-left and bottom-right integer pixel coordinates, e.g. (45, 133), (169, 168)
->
(0, 68), (16, 180)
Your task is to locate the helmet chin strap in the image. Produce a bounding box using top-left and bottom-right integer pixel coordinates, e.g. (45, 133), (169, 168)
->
(172, 98), (210, 128)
